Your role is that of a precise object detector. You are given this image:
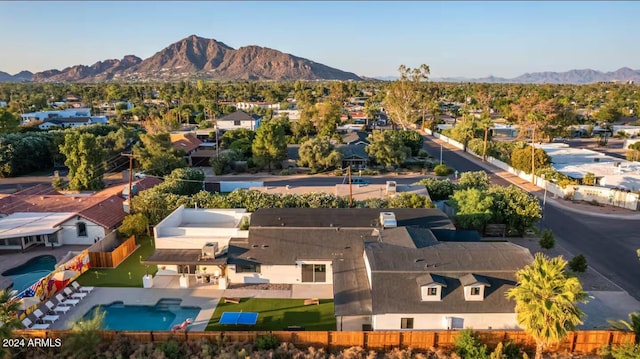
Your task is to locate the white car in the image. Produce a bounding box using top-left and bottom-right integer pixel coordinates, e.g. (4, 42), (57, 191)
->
(134, 171), (147, 179)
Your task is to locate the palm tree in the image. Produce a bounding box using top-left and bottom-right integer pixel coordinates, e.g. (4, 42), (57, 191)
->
(0, 289), (22, 359)
(506, 253), (589, 359)
(608, 311), (640, 343)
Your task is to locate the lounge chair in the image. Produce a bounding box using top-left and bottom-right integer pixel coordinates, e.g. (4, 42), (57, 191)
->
(64, 287), (87, 299)
(33, 309), (59, 324)
(22, 318), (49, 330)
(45, 300), (70, 314)
(55, 294), (79, 307)
(171, 318), (193, 332)
(71, 281), (94, 293)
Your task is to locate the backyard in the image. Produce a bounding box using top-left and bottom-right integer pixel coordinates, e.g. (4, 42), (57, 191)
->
(75, 235), (158, 287)
(206, 298), (336, 331)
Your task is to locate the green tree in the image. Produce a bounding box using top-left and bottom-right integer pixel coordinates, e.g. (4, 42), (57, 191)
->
(315, 100), (342, 136)
(59, 132), (107, 190)
(608, 311), (640, 343)
(162, 167), (205, 195)
(298, 136), (342, 172)
(387, 193), (433, 208)
(415, 178), (458, 201)
(210, 149), (242, 175)
(221, 128), (255, 149)
(510, 145), (551, 174)
(568, 254), (588, 273)
(487, 185), (542, 236)
(383, 64), (430, 129)
(453, 329), (488, 359)
(0, 108), (20, 134)
(0, 289), (21, 359)
(366, 130), (411, 167)
(539, 229), (555, 250)
(252, 120), (287, 170)
(133, 132), (186, 176)
(450, 188), (494, 230)
(506, 253), (589, 359)
(458, 171), (490, 190)
(118, 213), (149, 237)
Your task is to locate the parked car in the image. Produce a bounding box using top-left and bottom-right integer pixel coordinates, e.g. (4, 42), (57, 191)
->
(351, 178), (370, 185)
(134, 171), (147, 179)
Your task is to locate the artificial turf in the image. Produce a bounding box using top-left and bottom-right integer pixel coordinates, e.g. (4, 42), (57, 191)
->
(206, 298), (336, 331)
(76, 236), (158, 287)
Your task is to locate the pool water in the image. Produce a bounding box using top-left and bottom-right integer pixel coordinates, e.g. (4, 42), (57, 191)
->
(2, 255), (57, 294)
(83, 299), (201, 331)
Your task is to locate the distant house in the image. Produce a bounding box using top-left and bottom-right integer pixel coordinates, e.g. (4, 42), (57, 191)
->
(0, 101), (7, 108)
(217, 111), (262, 131)
(0, 186), (127, 250)
(341, 131), (370, 146)
(38, 116), (108, 130)
(235, 102), (280, 111)
(274, 109), (300, 121)
(170, 132), (204, 166)
(337, 143), (370, 169)
(21, 108), (92, 124)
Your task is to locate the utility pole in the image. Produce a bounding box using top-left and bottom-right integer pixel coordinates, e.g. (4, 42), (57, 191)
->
(121, 152), (134, 211)
(215, 126), (220, 159)
(440, 144), (443, 165)
(348, 166), (353, 207)
(531, 126), (536, 184)
(482, 126), (489, 162)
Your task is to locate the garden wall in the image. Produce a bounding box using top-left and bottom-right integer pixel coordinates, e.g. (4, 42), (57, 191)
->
(12, 330), (635, 355)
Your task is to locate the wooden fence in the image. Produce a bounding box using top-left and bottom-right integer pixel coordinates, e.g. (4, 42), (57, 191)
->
(88, 235), (137, 268)
(12, 330), (635, 354)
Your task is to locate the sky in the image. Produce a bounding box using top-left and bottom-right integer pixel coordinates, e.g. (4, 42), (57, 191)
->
(0, 1), (638, 79)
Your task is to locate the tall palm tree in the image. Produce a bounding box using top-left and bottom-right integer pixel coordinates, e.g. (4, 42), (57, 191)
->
(506, 253), (589, 359)
(608, 311), (640, 343)
(0, 289), (22, 359)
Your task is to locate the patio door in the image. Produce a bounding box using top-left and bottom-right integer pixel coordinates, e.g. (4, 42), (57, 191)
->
(178, 265), (196, 275)
(301, 264), (326, 283)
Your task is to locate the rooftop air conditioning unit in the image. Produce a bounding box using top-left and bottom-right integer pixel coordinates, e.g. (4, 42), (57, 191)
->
(202, 242), (218, 259)
(379, 212), (397, 229)
(386, 181), (397, 195)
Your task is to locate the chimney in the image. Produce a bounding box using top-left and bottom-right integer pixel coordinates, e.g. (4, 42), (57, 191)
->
(379, 212), (397, 229)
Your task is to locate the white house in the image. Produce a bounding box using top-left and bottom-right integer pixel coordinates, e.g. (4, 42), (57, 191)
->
(21, 108), (92, 124)
(145, 207), (533, 331)
(38, 116), (108, 130)
(235, 102), (280, 111)
(145, 207), (250, 279)
(0, 101), (7, 108)
(216, 111), (262, 131)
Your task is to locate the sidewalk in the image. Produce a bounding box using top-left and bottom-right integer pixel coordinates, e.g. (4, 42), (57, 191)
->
(428, 136), (640, 219)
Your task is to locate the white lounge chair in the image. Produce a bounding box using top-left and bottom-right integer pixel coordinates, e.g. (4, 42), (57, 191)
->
(71, 281), (94, 293)
(22, 318), (49, 330)
(64, 287), (87, 299)
(33, 309), (59, 324)
(45, 300), (70, 314)
(55, 294), (79, 307)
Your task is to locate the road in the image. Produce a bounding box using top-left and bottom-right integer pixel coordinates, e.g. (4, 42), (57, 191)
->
(422, 136), (640, 301)
(204, 175), (425, 187)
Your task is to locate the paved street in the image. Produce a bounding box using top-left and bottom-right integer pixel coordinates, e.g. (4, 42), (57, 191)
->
(422, 135), (640, 301)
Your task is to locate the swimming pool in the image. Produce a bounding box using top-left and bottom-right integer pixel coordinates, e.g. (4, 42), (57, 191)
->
(83, 299), (201, 331)
(2, 255), (57, 294)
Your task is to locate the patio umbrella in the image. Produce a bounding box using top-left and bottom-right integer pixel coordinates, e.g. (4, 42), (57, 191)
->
(52, 270), (79, 282)
(18, 296), (41, 310)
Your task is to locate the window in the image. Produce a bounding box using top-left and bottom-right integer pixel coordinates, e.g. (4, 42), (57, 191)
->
(77, 222), (88, 237)
(234, 120), (241, 126)
(427, 287), (438, 296)
(401, 318), (414, 329)
(470, 287), (481, 296)
(236, 264), (261, 273)
(48, 233), (59, 244)
(301, 264), (327, 283)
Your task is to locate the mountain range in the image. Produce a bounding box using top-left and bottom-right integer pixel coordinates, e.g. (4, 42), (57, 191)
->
(0, 35), (638, 84)
(2, 35), (361, 83)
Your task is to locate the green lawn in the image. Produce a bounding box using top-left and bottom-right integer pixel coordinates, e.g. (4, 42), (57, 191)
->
(76, 236), (158, 287)
(206, 298), (336, 331)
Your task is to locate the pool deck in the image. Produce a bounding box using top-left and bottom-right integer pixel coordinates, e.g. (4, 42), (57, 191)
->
(47, 276), (334, 331)
(0, 245), (88, 290)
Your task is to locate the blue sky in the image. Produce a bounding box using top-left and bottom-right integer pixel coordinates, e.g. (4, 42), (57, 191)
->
(0, 1), (638, 78)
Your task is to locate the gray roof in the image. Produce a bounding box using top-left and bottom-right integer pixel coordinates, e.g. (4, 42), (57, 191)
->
(416, 273), (447, 287)
(370, 271), (518, 314)
(364, 241), (533, 272)
(460, 273), (491, 287)
(218, 111), (261, 122)
(142, 249), (227, 266)
(337, 143), (369, 160)
(341, 132), (370, 145)
(250, 208), (455, 230)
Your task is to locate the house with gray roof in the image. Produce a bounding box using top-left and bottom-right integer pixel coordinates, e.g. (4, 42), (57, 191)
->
(146, 206), (533, 331)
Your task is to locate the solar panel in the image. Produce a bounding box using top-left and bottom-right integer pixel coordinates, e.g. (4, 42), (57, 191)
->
(219, 312), (259, 325)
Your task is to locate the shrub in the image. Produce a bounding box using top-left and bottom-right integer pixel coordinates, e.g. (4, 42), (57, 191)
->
(279, 169), (292, 175)
(239, 216), (250, 230)
(254, 334), (280, 350)
(454, 329), (488, 359)
(158, 339), (182, 359)
(539, 229), (555, 250)
(569, 254), (588, 273)
(334, 168), (344, 176)
(599, 343), (640, 359)
(416, 178), (457, 201)
(434, 164), (452, 176)
(52, 176), (64, 191)
(490, 341), (526, 359)
(418, 149), (429, 158)
(458, 171), (490, 190)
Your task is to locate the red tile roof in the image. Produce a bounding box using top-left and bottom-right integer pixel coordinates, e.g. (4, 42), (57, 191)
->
(78, 195), (127, 229)
(170, 132), (202, 154)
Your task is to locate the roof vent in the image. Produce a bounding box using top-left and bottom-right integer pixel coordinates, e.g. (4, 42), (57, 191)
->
(415, 259), (424, 263)
(261, 245), (269, 248)
(247, 256), (257, 261)
(379, 212), (397, 228)
(252, 244), (259, 248)
(345, 246), (351, 250)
